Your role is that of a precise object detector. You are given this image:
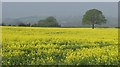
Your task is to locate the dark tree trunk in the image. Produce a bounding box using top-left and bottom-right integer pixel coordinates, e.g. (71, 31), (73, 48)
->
(92, 24), (94, 29)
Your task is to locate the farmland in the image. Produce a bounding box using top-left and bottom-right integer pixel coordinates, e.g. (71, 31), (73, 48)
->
(1, 26), (118, 65)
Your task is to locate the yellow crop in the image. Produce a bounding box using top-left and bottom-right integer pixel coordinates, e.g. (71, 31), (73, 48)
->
(1, 26), (118, 65)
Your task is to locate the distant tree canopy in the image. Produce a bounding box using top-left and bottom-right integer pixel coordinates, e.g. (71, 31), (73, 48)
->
(32, 16), (61, 27)
(82, 9), (107, 29)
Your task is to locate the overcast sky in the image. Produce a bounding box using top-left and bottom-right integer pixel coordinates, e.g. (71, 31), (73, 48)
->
(2, 2), (118, 19)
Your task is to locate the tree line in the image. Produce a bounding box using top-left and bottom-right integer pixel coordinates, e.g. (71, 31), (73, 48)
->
(1, 16), (61, 27)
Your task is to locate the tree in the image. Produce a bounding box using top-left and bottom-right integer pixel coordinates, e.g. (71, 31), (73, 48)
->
(46, 16), (57, 22)
(35, 16), (61, 27)
(82, 9), (107, 29)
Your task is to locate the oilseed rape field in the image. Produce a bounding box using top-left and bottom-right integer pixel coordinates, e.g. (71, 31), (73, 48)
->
(1, 26), (118, 65)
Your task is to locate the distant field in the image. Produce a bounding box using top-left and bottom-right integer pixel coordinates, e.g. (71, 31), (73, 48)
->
(2, 26), (118, 65)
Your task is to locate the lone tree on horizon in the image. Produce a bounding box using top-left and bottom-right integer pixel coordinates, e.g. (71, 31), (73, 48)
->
(82, 9), (107, 29)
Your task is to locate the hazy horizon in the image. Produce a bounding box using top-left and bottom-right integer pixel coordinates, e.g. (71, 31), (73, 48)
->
(2, 2), (118, 27)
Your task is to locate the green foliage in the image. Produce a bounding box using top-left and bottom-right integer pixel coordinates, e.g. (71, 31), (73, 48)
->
(32, 16), (61, 27)
(45, 16), (57, 22)
(82, 9), (107, 25)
